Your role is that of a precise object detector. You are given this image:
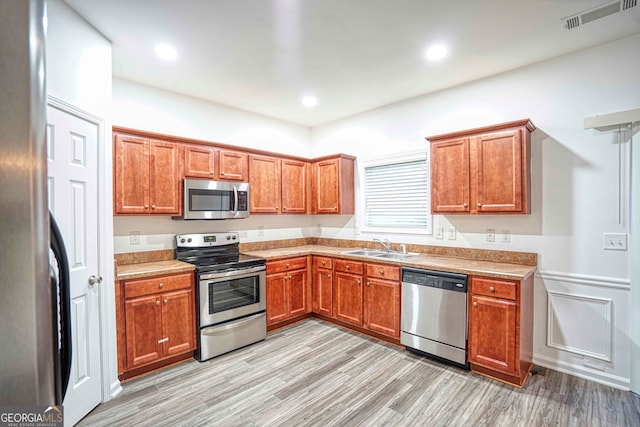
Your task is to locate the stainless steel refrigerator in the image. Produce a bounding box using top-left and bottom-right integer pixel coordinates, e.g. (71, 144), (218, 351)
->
(0, 0), (71, 406)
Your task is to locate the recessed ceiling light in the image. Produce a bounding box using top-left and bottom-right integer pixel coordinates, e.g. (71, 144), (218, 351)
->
(425, 44), (448, 61)
(302, 96), (318, 108)
(155, 43), (178, 61)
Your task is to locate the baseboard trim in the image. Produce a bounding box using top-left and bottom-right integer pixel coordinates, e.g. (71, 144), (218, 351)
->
(534, 354), (630, 390)
(109, 380), (123, 400)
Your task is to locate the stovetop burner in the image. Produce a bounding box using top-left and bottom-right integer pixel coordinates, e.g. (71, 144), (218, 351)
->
(175, 232), (265, 273)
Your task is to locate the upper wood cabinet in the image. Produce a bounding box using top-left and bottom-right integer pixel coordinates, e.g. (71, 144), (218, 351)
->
(310, 155), (355, 215)
(249, 155), (308, 214)
(427, 119), (534, 215)
(183, 144), (216, 179)
(114, 134), (182, 215)
(218, 150), (248, 181)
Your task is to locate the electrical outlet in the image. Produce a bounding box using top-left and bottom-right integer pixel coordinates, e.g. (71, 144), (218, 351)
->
(447, 227), (456, 240)
(583, 357), (605, 371)
(485, 229), (495, 243)
(501, 230), (511, 243)
(435, 227), (444, 240)
(257, 226), (265, 237)
(603, 233), (627, 251)
(129, 231), (140, 245)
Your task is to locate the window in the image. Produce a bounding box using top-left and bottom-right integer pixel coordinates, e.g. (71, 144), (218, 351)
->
(361, 152), (431, 234)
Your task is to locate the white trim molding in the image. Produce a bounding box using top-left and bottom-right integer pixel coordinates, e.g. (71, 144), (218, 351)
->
(536, 270), (630, 290)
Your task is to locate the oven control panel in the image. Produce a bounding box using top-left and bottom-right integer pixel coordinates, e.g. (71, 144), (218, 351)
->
(176, 232), (239, 248)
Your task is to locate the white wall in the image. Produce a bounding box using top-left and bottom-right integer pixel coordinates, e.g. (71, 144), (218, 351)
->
(46, 0), (120, 402)
(111, 78), (316, 253)
(311, 34), (640, 388)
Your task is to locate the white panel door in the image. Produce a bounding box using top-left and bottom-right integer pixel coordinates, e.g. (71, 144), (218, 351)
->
(47, 104), (102, 426)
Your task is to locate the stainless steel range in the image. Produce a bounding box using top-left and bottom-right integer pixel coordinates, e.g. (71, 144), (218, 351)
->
(176, 232), (266, 361)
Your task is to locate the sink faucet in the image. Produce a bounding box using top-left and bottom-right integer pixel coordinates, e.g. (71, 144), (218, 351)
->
(373, 238), (392, 252)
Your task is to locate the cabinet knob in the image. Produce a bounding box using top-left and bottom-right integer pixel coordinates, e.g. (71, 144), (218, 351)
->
(357, 280), (361, 285)
(151, 205), (156, 209)
(367, 282), (371, 287)
(144, 204), (149, 209)
(346, 265), (350, 270)
(328, 274), (332, 278)
(321, 261), (326, 265)
(463, 203), (468, 208)
(285, 263), (290, 268)
(220, 172), (225, 175)
(333, 207), (338, 212)
(159, 282), (164, 289)
(477, 203), (482, 208)
(379, 270), (384, 275)
(283, 207), (287, 211)
(489, 286), (495, 292)
(164, 299), (168, 305)
(156, 300), (160, 306)
(473, 301), (478, 307)
(210, 171), (214, 175)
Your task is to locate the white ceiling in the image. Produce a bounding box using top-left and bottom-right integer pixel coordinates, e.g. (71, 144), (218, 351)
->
(64, 0), (640, 127)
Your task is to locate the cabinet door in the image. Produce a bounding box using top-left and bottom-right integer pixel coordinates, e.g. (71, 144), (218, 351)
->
(281, 159), (307, 214)
(184, 144), (216, 179)
(314, 159), (340, 213)
(124, 295), (162, 369)
(149, 140), (182, 215)
(364, 278), (400, 338)
(334, 272), (363, 326)
(287, 269), (308, 318)
(249, 155), (281, 213)
(114, 134), (149, 214)
(219, 150), (248, 181)
(313, 267), (333, 317)
(472, 129), (523, 213)
(161, 289), (196, 357)
(468, 294), (517, 376)
(430, 138), (470, 213)
(266, 273), (288, 325)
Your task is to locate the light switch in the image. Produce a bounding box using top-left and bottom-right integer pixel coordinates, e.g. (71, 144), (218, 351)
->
(447, 227), (456, 240)
(129, 231), (140, 245)
(603, 233), (627, 251)
(435, 227), (444, 240)
(485, 229), (495, 243)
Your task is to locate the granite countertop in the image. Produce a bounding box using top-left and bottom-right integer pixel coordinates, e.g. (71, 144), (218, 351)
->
(115, 260), (195, 281)
(242, 245), (536, 281)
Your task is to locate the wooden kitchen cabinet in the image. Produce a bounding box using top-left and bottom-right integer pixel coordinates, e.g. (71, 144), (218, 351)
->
(334, 259), (364, 326)
(183, 144), (216, 179)
(427, 119), (534, 215)
(310, 155), (355, 215)
(116, 272), (196, 378)
(364, 263), (401, 339)
(249, 155), (308, 214)
(312, 256), (333, 317)
(266, 257), (311, 327)
(218, 149), (248, 181)
(114, 133), (182, 215)
(468, 275), (533, 387)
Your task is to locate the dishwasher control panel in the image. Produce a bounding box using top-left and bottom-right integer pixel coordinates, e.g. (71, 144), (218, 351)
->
(401, 267), (468, 292)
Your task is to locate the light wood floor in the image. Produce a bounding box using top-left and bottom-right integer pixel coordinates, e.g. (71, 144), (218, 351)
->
(79, 319), (640, 427)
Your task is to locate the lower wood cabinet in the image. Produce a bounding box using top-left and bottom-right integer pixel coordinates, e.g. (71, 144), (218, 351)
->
(468, 275), (533, 387)
(364, 263), (400, 339)
(266, 257), (311, 326)
(312, 256), (333, 317)
(116, 271), (196, 378)
(333, 259), (364, 326)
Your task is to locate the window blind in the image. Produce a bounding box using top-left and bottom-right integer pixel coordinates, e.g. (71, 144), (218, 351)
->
(364, 158), (430, 229)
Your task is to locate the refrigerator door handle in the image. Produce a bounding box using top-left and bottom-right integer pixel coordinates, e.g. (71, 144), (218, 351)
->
(50, 213), (72, 405)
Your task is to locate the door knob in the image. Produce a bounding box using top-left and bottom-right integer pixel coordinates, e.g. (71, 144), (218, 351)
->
(88, 275), (103, 286)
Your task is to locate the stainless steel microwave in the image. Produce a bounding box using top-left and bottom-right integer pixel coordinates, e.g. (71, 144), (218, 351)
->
(175, 179), (250, 220)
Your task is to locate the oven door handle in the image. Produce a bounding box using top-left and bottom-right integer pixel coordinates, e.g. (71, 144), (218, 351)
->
(200, 265), (266, 281)
(201, 312), (265, 335)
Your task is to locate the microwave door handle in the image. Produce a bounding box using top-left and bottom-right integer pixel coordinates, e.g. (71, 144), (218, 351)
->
(233, 186), (238, 214)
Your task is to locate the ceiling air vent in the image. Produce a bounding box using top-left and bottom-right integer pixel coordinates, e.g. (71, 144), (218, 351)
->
(562, 0), (638, 30)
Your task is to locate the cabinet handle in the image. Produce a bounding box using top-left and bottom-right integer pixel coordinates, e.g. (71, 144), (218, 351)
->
(473, 301), (478, 307)
(159, 282), (164, 289)
(156, 300), (160, 306)
(489, 286), (495, 292)
(164, 299), (168, 305)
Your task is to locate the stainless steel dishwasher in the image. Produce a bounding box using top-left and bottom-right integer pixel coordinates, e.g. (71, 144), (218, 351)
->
(400, 267), (469, 368)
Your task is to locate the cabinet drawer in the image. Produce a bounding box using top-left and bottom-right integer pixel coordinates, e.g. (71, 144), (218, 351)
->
(334, 259), (363, 274)
(267, 256), (307, 274)
(365, 263), (400, 281)
(313, 256), (332, 269)
(471, 277), (517, 300)
(124, 272), (193, 299)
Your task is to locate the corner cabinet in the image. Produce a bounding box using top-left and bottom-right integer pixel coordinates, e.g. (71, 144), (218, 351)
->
(116, 271), (196, 379)
(114, 133), (182, 215)
(427, 119), (535, 215)
(310, 155), (355, 215)
(468, 275), (533, 387)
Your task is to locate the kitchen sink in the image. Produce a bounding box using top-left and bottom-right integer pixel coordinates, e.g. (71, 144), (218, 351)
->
(341, 249), (420, 260)
(342, 249), (388, 257)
